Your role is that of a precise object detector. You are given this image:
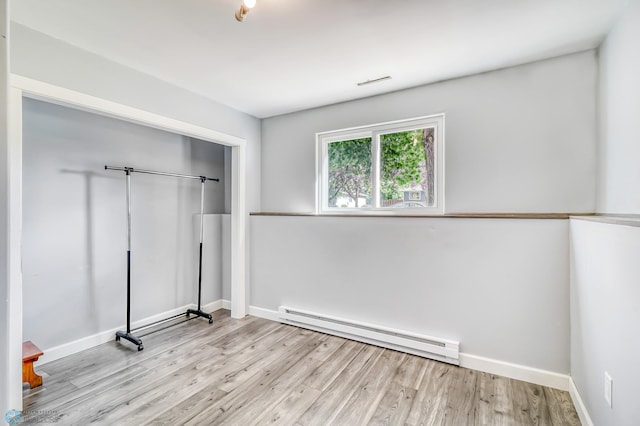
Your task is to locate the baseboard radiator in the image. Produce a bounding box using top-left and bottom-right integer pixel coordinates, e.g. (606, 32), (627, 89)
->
(278, 306), (460, 365)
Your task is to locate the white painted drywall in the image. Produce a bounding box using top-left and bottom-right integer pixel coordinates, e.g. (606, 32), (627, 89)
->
(570, 2), (640, 424)
(21, 98), (226, 351)
(261, 51), (597, 214)
(251, 216), (570, 373)
(198, 214), (231, 305)
(570, 219), (640, 425)
(596, 0), (640, 214)
(0, 0), (9, 417)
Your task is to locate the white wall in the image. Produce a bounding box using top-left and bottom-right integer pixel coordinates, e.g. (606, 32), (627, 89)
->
(22, 98), (226, 351)
(199, 214), (231, 305)
(570, 219), (640, 425)
(261, 51), (597, 214)
(252, 216), (570, 373)
(570, 2), (640, 424)
(596, 0), (640, 214)
(0, 0), (9, 417)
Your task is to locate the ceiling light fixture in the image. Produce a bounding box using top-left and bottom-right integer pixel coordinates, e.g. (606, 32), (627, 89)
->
(357, 76), (392, 86)
(235, 0), (256, 22)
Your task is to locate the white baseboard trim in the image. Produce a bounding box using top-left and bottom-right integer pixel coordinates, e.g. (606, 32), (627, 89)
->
(459, 353), (569, 391)
(248, 305), (281, 322)
(248, 305), (569, 391)
(38, 300), (227, 365)
(202, 300), (223, 312)
(569, 377), (594, 426)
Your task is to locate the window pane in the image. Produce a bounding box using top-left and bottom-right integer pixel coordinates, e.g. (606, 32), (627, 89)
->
(379, 128), (434, 208)
(328, 138), (372, 208)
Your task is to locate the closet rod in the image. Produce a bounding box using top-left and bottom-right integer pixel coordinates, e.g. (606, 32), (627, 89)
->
(105, 165), (220, 182)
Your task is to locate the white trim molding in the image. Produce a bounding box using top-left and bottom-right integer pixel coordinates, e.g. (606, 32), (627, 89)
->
(569, 377), (594, 426)
(10, 75), (246, 147)
(248, 305), (281, 322)
(458, 353), (569, 391)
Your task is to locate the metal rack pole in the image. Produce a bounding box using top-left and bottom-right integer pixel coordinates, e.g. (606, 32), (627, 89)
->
(186, 177), (213, 323)
(115, 167), (144, 351)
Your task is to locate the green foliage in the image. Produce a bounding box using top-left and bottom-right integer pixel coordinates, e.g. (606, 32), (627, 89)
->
(327, 130), (428, 206)
(380, 130), (426, 200)
(328, 138), (371, 207)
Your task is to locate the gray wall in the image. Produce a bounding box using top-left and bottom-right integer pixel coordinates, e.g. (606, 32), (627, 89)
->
(596, 0), (640, 214)
(22, 98), (226, 350)
(570, 219), (640, 425)
(252, 216), (570, 372)
(252, 52), (597, 372)
(570, 1), (640, 424)
(261, 51), (597, 214)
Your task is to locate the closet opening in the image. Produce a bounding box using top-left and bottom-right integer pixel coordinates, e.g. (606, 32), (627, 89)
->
(6, 75), (247, 411)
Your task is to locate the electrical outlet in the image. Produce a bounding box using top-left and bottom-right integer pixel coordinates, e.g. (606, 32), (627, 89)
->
(604, 371), (613, 408)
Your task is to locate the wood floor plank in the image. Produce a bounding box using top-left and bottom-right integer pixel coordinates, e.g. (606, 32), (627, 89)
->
(255, 384), (322, 425)
(367, 380), (416, 426)
(142, 385), (229, 426)
(471, 371), (494, 425)
(216, 328), (317, 393)
(296, 344), (384, 426)
(488, 374), (515, 425)
(306, 334), (348, 362)
(543, 386), (581, 426)
(231, 324), (300, 365)
(184, 333), (325, 425)
(443, 367), (478, 425)
(523, 383), (553, 425)
(366, 353), (425, 425)
(405, 360), (455, 425)
(81, 354), (243, 425)
(21, 310), (582, 426)
(221, 354), (322, 425)
(332, 349), (407, 425)
(394, 354), (428, 389)
(302, 338), (364, 392)
(511, 377), (535, 425)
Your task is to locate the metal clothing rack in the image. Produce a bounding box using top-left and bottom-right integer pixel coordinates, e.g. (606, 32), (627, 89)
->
(105, 165), (220, 351)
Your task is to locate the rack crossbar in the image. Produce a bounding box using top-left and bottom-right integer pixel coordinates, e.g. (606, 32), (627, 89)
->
(105, 165), (219, 181)
(131, 312), (189, 333)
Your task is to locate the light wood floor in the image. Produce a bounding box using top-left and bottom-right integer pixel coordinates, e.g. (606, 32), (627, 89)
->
(23, 310), (580, 425)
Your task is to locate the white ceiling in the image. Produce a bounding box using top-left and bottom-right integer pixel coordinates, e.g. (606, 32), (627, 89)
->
(11, 0), (626, 118)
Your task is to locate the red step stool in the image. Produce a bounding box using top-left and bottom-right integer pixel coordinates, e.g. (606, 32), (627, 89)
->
(22, 341), (44, 388)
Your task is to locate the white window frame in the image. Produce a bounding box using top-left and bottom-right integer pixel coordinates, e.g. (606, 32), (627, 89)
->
(316, 114), (445, 215)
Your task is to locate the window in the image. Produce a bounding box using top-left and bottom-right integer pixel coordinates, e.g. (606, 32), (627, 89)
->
(317, 115), (444, 214)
